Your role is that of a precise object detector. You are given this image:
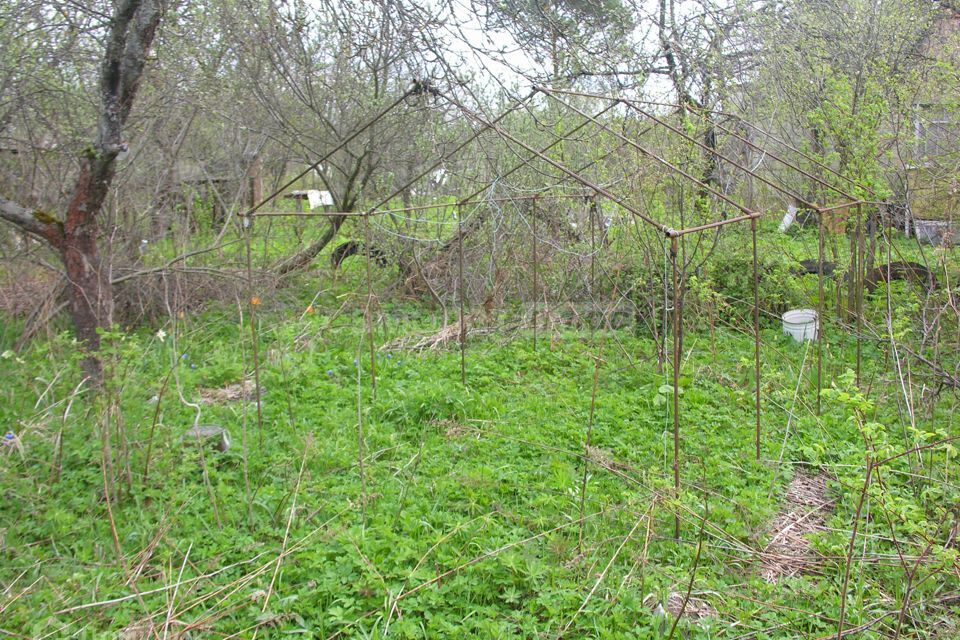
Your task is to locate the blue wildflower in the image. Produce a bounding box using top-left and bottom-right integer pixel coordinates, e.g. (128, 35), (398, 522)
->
(181, 353), (189, 361)
(326, 370), (334, 377)
(190, 363), (197, 369)
(3, 432), (13, 441)
(353, 358), (359, 366)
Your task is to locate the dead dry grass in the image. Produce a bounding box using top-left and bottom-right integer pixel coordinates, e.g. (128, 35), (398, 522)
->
(665, 591), (717, 620)
(198, 379), (262, 403)
(0, 270), (59, 316)
(759, 469), (835, 583)
(430, 418), (473, 439)
(380, 321), (501, 352)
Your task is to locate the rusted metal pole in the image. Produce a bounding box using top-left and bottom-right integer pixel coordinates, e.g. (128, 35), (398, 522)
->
(443, 92), (674, 234)
(542, 85), (867, 202)
(817, 209), (825, 415)
(364, 214), (377, 394)
(251, 192), (598, 219)
(244, 224), (264, 448)
(752, 217), (761, 460)
(658, 242), (667, 375)
(241, 86), (421, 218)
(671, 234), (681, 539)
(277, 95), (602, 228)
(590, 193), (597, 303)
(251, 210), (366, 218)
(697, 118), (860, 203)
(447, 89), (768, 238)
(733, 120), (879, 199)
(816, 200), (865, 215)
(621, 100), (820, 211)
(537, 90), (754, 219)
(442, 100), (620, 212)
(847, 207), (857, 320)
(856, 202), (864, 387)
(532, 198), (539, 352)
(457, 205), (467, 386)
(675, 211), (761, 236)
(360, 88), (543, 218)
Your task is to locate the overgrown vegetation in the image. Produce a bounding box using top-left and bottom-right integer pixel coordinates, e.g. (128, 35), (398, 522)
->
(3, 0), (960, 637)
(0, 216), (957, 637)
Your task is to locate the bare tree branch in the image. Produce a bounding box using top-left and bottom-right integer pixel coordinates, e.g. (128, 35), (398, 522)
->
(0, 196), (64, 249)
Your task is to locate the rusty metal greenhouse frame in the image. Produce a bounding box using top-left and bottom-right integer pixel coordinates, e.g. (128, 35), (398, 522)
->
(238, 81), (884, 538)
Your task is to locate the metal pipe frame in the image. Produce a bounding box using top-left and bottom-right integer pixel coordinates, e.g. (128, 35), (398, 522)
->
(539, 86), (879, 203)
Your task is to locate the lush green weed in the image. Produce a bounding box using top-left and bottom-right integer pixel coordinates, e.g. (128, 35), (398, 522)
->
(0, 217), (957, 637)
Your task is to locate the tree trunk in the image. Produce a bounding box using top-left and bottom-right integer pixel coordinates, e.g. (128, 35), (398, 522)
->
(0, 0), (162, 385)
(277, 215), (346, 275)
(62, 162), (115, 381)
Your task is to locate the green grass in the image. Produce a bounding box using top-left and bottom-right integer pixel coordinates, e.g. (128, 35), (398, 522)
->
(0, 286), (957, 638)
(0, 209), (958, 637)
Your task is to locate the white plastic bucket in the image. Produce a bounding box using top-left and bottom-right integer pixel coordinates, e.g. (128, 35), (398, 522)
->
(782, 309), (818, 342)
